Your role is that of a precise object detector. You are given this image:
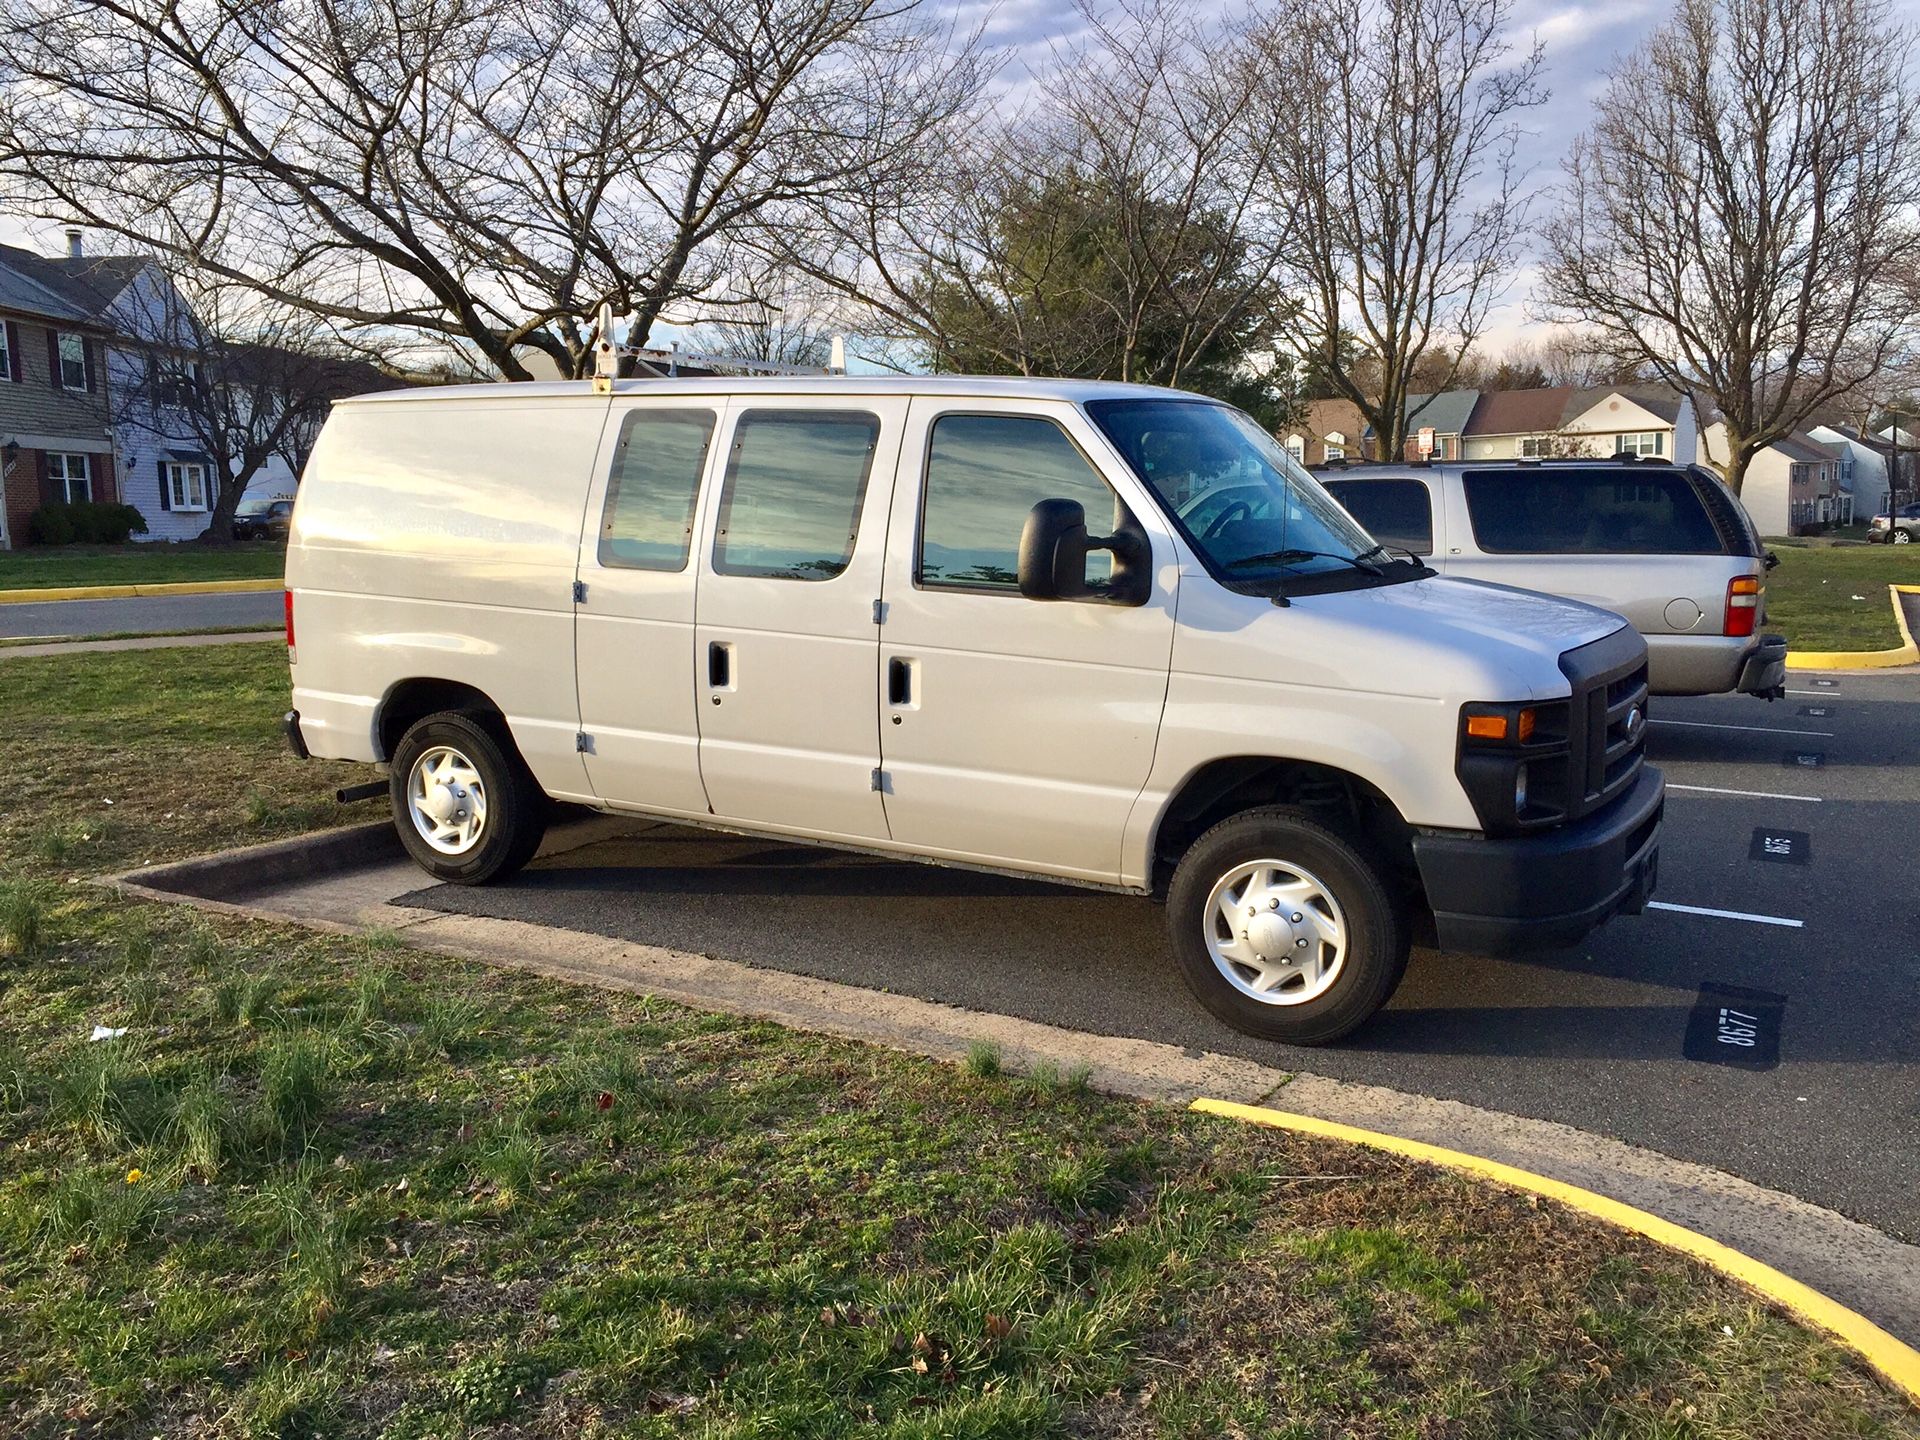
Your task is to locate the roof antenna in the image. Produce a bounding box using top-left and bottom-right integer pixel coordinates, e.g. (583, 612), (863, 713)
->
(592, 302), (620, 394)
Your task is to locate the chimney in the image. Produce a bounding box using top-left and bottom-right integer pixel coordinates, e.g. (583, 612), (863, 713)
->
(65, 229), (82, 259)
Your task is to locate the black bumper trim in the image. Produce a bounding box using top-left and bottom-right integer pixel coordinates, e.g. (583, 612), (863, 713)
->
(1737, 633), (1788, 698)
(1413, 766), (1663, 956)
(283, 709), (310, 761)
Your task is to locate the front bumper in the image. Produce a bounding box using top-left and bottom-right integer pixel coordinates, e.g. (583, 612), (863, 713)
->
(1412, 766), (1663, 956)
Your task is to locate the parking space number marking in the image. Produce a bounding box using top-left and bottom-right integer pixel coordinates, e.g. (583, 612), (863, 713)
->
(1749, 828), (1809, 864)
(1684, 982), (1786, 1071)
(1783, 751), (1825, 769)
(1797, 706), (1832, 718)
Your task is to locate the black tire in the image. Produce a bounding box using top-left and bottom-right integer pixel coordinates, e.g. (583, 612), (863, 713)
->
(388, 710), (549, 884)
(1165, 806), (1408, 1046)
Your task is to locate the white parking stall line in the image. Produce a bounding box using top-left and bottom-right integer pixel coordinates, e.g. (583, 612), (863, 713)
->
(1648, 719), (1834, 738)
(1666, 783), (1823, 803)
(1647, 901), (1805, 929)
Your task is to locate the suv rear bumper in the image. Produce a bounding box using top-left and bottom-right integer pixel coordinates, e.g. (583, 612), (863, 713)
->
(1412, 766), (1663, 956)
(1646, 633), (1786, 697)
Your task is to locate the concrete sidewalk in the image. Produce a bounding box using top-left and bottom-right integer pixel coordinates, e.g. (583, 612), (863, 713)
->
(0, 630), (281, 659)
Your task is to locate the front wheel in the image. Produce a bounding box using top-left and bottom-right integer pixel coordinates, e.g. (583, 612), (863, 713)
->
(1166, 807), (1409, 1046)
(1894, 529), (1912, 545)
(389, 710), (549, 884)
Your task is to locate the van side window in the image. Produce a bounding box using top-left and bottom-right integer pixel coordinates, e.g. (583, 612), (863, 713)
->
(919, 413), (1124, 592)
(713, 410), (879, 580)
(598, 409), (715, 571)
(1320, 478), (1433, 555)
(1462, 467), (1724, 555)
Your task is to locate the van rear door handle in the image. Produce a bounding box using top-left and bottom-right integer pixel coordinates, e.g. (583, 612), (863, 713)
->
(708, 641), (732, 689)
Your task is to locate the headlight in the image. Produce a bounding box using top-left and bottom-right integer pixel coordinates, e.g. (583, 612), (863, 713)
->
(1458, 700), (1570, 833)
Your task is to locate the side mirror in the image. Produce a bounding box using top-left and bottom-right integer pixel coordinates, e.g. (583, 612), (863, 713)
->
(1017, 498), (1151, 605)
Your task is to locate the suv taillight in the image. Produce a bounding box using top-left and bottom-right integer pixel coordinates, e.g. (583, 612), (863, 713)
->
(1724, 576), (1760, 637)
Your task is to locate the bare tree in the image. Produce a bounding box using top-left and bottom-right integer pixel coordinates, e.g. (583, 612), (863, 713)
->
(0, 0), (983, 379)
(1253, 0), (1545, 459)
(788, 0), (1292, 405)
(1540, 0), (1920, 495)
(116, 269), (391, 542)
(685, 271), (838, 369)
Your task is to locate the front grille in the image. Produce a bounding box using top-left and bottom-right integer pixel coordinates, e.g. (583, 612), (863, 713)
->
(1558, 628), (1649, 819)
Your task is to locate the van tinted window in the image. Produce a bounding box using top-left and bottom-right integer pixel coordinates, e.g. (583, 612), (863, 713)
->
(919, 414), (1122, 591)
(598, 409), (714, 571)
(1462, 467), (1724, 555)
(1321, 478), (1433, 554)
(713, 411), (879, 580)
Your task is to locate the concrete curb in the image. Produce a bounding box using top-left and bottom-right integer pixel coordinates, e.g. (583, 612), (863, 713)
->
(1193, 1098), (1920, 1405)
(0, 577), (282, 605)
(0, 630), (282, 659)
(115, 820), (401, 901)
(1788, 584), (1920, 670)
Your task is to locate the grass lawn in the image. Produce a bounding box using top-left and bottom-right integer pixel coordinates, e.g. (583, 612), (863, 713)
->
(1761, 541), (1918, 653)
(0, 543), (284, 592)
(1, 645), (1915, 1438)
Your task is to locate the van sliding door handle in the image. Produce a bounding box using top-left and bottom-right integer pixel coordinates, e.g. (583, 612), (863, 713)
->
(708, 641), (732, 688)
(887, 657), (913, 705)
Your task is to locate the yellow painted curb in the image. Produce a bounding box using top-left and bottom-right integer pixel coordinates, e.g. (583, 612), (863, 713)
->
(1190, 1097), (1920, 1404)
(0, 577), (283, 605)
(1787, 584), (1920, 670)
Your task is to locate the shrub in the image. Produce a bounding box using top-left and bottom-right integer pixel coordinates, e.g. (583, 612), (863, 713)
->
(26, 503), (76, 546)
(26, 500), (147, 545)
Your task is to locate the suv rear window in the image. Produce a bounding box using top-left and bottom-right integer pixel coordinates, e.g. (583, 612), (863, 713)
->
(1320, 478), (1433, 555)
(1462, 467), (1724, 555)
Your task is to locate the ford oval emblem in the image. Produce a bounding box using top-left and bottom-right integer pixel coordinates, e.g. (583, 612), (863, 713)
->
(1625, 706), (1644, 740)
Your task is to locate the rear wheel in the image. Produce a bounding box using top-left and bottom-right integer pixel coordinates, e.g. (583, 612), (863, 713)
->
(1894, 528), (1912, 545)
(389, 710), (548, 884)
(1166, 807), (1408, 1046)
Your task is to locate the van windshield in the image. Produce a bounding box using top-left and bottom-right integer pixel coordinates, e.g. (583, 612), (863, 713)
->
(1084, 398), (1422, 591)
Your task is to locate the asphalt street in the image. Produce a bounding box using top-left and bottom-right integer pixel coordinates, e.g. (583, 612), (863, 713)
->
(400, 669), (1920, 1241)
(0, 590), (283, 639)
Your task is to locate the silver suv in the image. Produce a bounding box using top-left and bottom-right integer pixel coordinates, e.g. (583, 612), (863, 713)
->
(1310, 457), (1786, 699)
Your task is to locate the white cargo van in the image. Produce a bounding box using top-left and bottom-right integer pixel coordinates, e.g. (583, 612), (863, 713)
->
(284, 378), (1663, 1045)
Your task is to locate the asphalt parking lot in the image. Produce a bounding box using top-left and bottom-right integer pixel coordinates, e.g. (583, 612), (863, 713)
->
(399, 669), (1920, 1242)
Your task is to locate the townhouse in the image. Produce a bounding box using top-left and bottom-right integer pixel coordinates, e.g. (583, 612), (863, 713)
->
(0, 235), (120, 548)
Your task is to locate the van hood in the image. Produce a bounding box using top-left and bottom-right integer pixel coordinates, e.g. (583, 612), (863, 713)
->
(1355, 575), (1623, 658)
(1178, 572), (1632, 703)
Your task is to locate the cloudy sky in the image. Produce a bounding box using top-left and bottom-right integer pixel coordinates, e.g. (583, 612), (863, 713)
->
(4, 0), (1672, 352)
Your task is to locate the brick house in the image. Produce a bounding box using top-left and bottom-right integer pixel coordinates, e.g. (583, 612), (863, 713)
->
(1281, 398), (1368, 465)
(0, 236), (119, 548)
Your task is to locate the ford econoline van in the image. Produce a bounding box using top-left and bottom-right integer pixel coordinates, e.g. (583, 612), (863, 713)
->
(283, 378), (1663, 1045)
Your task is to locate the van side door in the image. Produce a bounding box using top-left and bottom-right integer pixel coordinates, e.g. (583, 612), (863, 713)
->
(573, 398), (723, 818)
(692, 396), (907, 841)
(875, 400), (1178, 885)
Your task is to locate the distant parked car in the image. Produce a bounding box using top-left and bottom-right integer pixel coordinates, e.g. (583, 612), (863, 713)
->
(1317, 458), (1786, 699)
(1867, 503), (1920, 544)
(232, 498), (294, 542)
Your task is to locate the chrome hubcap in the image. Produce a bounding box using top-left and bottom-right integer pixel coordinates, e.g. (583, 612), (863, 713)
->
(406, 746), (488, 855)
(1203, 859), (1348, 1006)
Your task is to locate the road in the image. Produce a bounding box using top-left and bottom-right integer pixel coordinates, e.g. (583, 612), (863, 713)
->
(0, 590), (284, 639)
(397, 670), (1920, 1241)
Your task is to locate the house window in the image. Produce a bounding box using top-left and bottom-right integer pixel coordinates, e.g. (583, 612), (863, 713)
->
(1518, 436), (1554, 458)
(48, 452), (92, 503)
(1614, 431), (1664, 457)
(165, 461), (209, 513)
(1285, 434), (1305, 463)
(56, 332), (88, 390)
(1325, 430), (1346, 461)
(0, 323), (9, 382)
